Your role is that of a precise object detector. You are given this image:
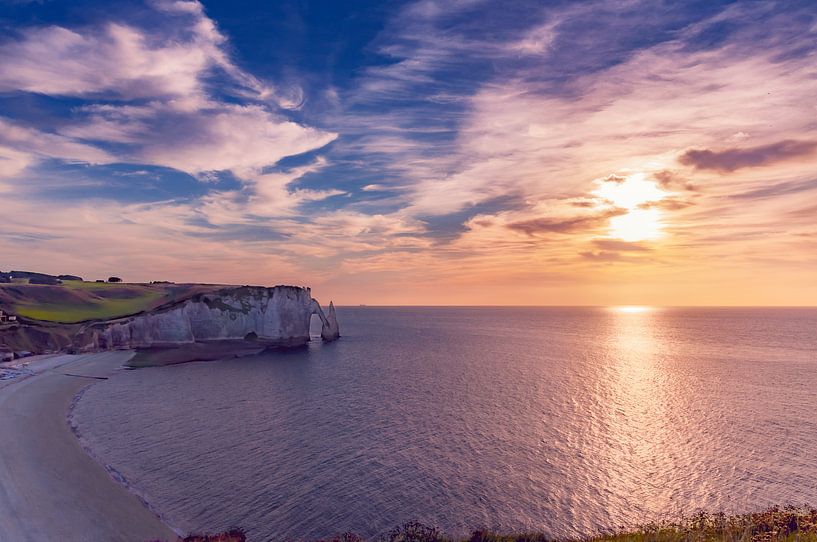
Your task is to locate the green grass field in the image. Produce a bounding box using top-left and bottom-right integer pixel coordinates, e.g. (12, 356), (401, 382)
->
(1, 280), (168, 323)
(13, 297), (161, 322)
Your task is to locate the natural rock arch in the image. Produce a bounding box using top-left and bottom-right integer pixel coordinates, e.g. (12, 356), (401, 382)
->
(310, 299), (340, 341)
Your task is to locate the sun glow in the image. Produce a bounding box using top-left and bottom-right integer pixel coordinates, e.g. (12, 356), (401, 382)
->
(614, 305), (652, 313)
(609, 208), (662, 242)
(593, 173), (669, 242)
(593, 174), (666, 208)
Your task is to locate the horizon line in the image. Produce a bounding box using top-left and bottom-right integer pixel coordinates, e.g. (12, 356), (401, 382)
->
(333, 304), (817, 308)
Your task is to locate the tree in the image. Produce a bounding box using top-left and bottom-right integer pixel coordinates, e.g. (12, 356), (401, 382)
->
(107, 276), (122, 283)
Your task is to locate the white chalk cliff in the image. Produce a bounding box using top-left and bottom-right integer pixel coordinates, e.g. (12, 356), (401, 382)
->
(77, 286), (340, 351)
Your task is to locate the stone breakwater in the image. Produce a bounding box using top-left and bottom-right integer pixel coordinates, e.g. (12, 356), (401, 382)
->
(75, 286), (340, 352)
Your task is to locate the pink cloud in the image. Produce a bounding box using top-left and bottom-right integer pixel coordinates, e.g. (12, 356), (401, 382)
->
(0, 24), (209, 99)
(0, 0), (294, 108)
(0, 118), (115, 188)
(133, 104), (337, 178)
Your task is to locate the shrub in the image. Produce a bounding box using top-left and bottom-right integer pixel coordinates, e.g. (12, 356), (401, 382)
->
(385, 522), (446, 542)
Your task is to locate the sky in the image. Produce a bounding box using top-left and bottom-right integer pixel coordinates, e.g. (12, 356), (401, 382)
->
(0, 0), (815, 305)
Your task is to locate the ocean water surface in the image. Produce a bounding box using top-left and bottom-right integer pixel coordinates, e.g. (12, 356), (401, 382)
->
(72, 307), (817, 540)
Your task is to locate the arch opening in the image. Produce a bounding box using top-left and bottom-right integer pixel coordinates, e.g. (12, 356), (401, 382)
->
(309, 313), (323, 340)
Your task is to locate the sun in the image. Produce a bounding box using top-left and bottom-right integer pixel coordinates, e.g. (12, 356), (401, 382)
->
(609, 208), (662, 242)
(593, 173), (669, 242)
(593, 173), (666, 208)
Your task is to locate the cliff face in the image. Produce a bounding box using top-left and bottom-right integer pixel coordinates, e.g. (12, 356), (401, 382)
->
(75, 285), (340, 352)
(0, 322), (77, 354)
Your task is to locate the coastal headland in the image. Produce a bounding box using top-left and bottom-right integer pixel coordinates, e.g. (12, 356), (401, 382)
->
(0, 271), (341, 540)
(0, 271), (340, 541)
(0, 272), (340, 367)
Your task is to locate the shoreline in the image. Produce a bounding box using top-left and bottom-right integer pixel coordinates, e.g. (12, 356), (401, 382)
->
(67, 374), (185, 539)
(0, 352), (179, 541)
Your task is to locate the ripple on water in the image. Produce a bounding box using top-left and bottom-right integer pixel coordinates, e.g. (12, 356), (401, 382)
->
(72, 307), (817, 541)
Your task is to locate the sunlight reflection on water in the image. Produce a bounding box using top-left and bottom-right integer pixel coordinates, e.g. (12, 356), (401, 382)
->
(612, 305), (653, 313)
(74, 307), (817, 541)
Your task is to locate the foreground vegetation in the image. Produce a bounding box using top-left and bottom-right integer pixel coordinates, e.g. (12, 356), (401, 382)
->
(165, 507), (817, 542)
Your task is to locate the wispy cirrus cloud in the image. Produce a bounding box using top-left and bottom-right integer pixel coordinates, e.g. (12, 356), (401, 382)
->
(0, 23), (210, 99)
(0, 118), (113, 164)
(0, 0), (336, 215)
(0, 0), (292, 105)
(58, 101), (337, 181)
(730, 177), (817, 201)
(0, 145), (34, 186)
(0, 118), (114, 188)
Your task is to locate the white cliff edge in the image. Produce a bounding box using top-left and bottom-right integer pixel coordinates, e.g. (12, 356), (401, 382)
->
(75, 285), (339, 351)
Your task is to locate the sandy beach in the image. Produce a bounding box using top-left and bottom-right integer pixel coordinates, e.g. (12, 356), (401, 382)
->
(0, 352), (178, 542)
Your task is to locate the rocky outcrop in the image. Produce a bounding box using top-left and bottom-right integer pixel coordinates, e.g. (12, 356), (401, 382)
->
(308, 299), (341, 342)
(74, 285), (339, 352)
(321, 301), (340, 341)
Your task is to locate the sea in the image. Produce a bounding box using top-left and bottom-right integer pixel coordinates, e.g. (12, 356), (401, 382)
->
(71, 307), (817, 541)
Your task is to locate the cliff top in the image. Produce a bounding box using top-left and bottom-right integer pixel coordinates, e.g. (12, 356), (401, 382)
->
(0, 275), (311, 324)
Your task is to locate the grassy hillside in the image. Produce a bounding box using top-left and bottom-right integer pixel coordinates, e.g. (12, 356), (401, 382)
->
(0, 280), (209, 323)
